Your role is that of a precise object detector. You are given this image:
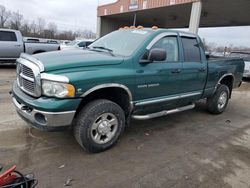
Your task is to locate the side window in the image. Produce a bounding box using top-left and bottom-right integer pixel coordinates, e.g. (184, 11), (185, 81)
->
(86, 42), (92, 46)
(181, 37), (201, 62)
(151, 36), (179, 62)
(78, 42), (86, 47)
(0, 31), (17, 42)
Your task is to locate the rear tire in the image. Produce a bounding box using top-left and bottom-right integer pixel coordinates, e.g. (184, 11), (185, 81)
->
(74, 99), (125, 153)
(207, 84), (230, 114)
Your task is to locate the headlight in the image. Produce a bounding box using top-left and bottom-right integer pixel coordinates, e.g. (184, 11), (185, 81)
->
(42, 80), (75, 98)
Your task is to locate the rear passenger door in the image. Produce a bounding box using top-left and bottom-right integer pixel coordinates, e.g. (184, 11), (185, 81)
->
(179, 35), (207, 100)
(0, 31), (23, 59)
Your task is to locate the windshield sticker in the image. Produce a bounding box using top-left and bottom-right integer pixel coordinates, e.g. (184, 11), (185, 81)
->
(132, 30), (148, 35)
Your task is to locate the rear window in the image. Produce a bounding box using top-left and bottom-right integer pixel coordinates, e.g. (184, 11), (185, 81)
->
(0, 31), (17, 42)
(181, 37), (201, 62)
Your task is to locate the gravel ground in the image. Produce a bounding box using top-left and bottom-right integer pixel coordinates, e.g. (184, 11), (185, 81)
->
(0, 65), (250, 188)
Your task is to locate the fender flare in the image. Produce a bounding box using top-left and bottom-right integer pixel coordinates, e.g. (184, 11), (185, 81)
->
(80, 83), (133, 103)
(213, 73), (235, 94)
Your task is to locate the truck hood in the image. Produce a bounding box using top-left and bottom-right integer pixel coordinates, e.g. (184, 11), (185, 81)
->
(33, 50), (124, 72)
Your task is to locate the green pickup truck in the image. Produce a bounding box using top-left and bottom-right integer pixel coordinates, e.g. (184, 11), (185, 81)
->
(11, 28), (245, 152)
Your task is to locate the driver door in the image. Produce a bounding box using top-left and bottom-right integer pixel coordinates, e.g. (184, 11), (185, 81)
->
(134, 35), (182, 113)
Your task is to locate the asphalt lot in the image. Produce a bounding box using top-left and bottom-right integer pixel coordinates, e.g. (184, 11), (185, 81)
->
(0, 64), (250, 188)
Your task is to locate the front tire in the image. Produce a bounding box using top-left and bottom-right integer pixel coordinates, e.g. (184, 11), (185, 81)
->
(74, 99), (125, 153)
(207, 84), (230, 114)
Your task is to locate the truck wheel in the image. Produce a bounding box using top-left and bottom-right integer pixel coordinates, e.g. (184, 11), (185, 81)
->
(74, 99), (125, 153)
(207, 84), (230, 114)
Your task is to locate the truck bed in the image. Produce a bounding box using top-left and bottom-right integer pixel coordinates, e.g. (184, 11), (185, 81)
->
(204, 57), (245, 97)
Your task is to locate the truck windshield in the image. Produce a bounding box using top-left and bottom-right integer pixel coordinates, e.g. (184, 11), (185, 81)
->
(89, 30), (151, 56)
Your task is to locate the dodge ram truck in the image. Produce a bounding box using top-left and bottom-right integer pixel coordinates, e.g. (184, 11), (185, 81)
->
(0, 29), (60, 62)
(11, 27), (245, 153)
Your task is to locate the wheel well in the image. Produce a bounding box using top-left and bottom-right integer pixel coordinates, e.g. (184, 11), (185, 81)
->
(219, 75), (234, 97)
(33, 50), (46, 54)
(76, 87), (132, 118)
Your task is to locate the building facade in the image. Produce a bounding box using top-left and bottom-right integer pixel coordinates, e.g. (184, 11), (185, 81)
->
(97, 0), (250, 37)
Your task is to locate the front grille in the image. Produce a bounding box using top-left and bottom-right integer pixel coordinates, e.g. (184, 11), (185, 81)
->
(18, 75), (35, 93)
(16, 54), (43, 97)
(17, 63), (37, 96)
(21, 64), (34, 78)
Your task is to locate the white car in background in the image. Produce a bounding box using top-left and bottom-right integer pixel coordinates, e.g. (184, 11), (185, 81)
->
(59, 39), (94, 50)
(229, 52), (250, 78)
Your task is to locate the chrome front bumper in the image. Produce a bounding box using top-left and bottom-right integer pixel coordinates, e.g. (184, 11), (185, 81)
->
(12, 96), (76, 130)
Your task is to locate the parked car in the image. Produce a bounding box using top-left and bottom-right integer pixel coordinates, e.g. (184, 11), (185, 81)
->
(60, 40), (71, 45)
(59, 39), (94, 50)
(47, 40), (59, 44)
(0, 29), (60, 62)
(11, 28), (244, 153)
(229, 51), (250, 78)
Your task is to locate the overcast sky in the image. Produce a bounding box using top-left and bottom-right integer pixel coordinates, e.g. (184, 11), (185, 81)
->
(1, 0), (250, 47)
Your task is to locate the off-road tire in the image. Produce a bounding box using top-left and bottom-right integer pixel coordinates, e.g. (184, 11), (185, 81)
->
(207, 84), (230, 114)
(74, 99), (125, 153)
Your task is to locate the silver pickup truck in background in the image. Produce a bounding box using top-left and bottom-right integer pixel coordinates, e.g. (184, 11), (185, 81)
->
(0, 29), (60, 62)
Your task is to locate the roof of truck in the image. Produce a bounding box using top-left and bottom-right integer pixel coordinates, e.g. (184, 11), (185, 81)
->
(119, 27), (199, 38)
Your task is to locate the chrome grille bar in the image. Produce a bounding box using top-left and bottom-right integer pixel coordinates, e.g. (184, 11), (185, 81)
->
(16, 53), (43, 97)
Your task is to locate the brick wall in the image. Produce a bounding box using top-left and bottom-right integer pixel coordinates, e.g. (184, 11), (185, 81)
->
(97, 0), (198, 17)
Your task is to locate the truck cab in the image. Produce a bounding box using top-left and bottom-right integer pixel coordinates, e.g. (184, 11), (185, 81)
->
(0, 29), (24, 60)
(0, 29), (60, 62)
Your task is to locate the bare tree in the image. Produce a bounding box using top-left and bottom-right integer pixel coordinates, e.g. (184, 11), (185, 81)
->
(47, 22), (57, 38)
(29, 21), (38, 37)
(1, 5), (98, 40)
(0, 5), (11, 28)
(74, 29), (96, 39)
(10, 11), (23, 30)
(37, 17), (46, 37)
(21, 20), (30, 36)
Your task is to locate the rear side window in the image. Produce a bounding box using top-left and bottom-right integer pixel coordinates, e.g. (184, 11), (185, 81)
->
(181, 37), (200, 62)
(0, 31), (17, 42)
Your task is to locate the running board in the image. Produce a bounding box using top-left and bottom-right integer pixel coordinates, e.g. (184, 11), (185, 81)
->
(132, 104), (195, 120)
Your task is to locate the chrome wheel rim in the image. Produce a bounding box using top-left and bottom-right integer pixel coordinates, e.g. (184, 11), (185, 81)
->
(218, 91), (228, 110)
(91, 113), (118, 144)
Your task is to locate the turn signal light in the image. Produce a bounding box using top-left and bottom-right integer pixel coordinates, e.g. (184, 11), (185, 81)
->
(66, 84), (75, 97)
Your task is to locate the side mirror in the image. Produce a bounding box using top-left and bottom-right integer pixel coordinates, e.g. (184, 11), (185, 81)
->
(205, 52), (210, 59)
(148, 48), (167, 62)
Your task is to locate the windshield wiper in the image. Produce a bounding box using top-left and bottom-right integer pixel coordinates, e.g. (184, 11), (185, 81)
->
(91, 46), (115, 56)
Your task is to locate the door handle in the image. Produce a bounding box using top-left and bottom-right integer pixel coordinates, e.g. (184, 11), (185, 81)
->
(171, 69), (181, 74)
(198, 68), (206, 72)
(14, 44), (21, 47)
